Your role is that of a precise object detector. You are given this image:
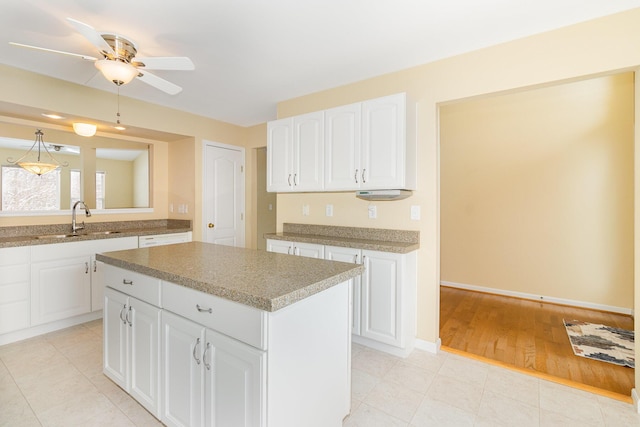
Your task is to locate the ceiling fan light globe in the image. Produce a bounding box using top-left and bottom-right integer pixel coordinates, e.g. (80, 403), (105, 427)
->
(95, 59), (138, 86)
(72, 122), (97, 137)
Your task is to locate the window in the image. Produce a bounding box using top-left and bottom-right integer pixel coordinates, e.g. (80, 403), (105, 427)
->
(70, 170), (106, 209)
(1, 165), (61, 211)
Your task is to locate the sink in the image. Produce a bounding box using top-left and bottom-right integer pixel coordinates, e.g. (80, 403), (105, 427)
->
(33, 234), (78, 239)
(87, 231), (122, 235)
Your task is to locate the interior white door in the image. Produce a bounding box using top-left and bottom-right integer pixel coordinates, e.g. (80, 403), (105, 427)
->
(203, 142), (245, 247)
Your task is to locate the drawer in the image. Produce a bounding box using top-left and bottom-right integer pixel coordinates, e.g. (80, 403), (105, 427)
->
(104, 265), (161, 307)
(162, 281), (267, 350)
(0, 246), (30, 266)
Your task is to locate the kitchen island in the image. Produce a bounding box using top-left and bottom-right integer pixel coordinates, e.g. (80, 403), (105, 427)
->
(97, 241), (364, 427)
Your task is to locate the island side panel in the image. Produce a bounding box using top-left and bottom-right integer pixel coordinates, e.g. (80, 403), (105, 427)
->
(266, 280), (351, 427)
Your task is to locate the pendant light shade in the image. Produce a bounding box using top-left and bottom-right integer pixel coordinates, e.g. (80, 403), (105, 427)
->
(95, 59), (138, 86)
(6, 129), (69, 176)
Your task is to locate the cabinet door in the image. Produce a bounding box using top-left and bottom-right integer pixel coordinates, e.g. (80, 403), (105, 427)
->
(0, 247), (30, 334)
(294, 242), (324, 259)
(205, 329), (266, 427)
(361, 250), (402, 347)
(266, 117), (293, 192)
(324, 103), (361, 190)
(325, 245), (361, 335)
(130, 297), (161, 417)
(103, 287), (129, 389)
(292, 111), (324, 191)
(266, 239), (293, 255)
(31, 256), (91, 325)
(162, 310), (206, 427)
(361, 93), (406, 189)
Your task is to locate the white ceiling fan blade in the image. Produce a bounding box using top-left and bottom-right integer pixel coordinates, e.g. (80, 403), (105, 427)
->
(136, 70), (182, 95)
(9, 42), (98, 61)
(134, 56), (194, 71)
(66, 17), (114, 55)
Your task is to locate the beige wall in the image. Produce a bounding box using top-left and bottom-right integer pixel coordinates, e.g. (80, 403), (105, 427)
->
(256, 147), (277, 250)
(274, 8), (640, 357)
(0, 66), (248, 235)
(440, 73), (634, 309)
(97, 157), (134, 208)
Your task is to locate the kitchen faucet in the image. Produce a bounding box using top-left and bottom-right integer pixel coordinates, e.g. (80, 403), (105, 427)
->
(72, 200), (92, 234)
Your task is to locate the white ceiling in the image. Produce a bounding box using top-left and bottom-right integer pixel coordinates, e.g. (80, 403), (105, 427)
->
(1, 0), (639, 127)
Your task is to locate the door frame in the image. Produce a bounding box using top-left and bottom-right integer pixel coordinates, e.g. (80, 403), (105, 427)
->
(201, 140), (246, 247)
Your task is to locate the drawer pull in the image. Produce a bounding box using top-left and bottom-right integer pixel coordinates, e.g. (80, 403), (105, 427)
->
(196, 304), (213, 314)
(122, 279), (133, 285)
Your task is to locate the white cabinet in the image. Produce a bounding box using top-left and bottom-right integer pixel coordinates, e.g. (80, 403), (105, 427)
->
(269, 92), (415, 193)
(267, 111), (324, 192)
(138, 231), (192, 248)
(91, 236), (140, 311)
(104, 284), (161, 416)
(324, 245), (361, 335)
(324, 102), (362, 190)
(0, 247), (30, 334)
(31, 254), (91, 325)
(161, 310), (265, 427)
(266, 239), (324, 258)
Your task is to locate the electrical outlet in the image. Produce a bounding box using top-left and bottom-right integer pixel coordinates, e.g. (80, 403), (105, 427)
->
(326, 204), (333, 217)
(368, 205), (377, 219)
(410, 205), (420, 220)
(302, 204), (309, 216)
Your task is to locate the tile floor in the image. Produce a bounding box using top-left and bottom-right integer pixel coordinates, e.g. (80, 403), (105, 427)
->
(1, 320), (639, 426)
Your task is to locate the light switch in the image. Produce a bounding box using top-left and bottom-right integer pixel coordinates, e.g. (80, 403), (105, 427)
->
(268, 203), (273, 211)
(302, 204), (309, 216)
(326, 204), (333, 217)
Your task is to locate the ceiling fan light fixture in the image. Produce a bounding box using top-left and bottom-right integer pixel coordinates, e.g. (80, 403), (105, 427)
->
(72, 122), (97, 137)
(95, 59), (138, 86)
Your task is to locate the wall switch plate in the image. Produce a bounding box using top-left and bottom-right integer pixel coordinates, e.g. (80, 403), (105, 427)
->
(326, 204), (333, 217)
(268, 203), (273, 211)
(368, 205), (377, 219)
(410, 205), (421, 220)
(302, 204), (309, 216)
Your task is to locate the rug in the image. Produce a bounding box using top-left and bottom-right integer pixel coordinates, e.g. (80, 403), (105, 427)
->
(563, 320), (634, 368)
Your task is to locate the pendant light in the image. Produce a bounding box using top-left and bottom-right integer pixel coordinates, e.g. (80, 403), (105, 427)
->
(6, 129), (69, 176)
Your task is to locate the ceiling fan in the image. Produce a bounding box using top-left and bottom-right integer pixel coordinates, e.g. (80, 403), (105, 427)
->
(10, 17), (194, 95)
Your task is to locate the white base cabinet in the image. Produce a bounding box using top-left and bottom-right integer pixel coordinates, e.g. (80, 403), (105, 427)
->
(103, 286), (161, 417)
(266, 239), (324, 258)
(0, 247), (30, 335)
(272, 240), (417, 357)
(103, 263), (351, 427)
(161, 310), (265, 427)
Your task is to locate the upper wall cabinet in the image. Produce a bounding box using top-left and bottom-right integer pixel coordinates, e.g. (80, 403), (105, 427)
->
(267, 111), (324, 192)
(267, 93), (416, 193)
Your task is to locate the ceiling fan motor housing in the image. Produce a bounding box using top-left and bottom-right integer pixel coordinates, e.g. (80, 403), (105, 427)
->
(101, 34), (138, 64)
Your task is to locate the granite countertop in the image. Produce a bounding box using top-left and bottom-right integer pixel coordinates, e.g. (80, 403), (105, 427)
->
(264, 223), (420, 254)
(97, 241), (364, 312)
(0, 219), (191, 248)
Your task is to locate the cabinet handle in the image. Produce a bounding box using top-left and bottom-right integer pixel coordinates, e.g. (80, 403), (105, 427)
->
(293, 173), (298, 186)
(288, 174), (292, 186)
(193, 338), (201, 365)
(354, 169), (358, 184)
(196, 304), (213, 314)
(85, 262), (89, 274)
(122, 279), (133, 285)
(287, 246), (291, 255)
(126, 306), (132, 327)
(362, 169), (366, 183)
(203, 342), (211, 371)
(119, 304), (127, 324)
(93, 260), (97, 273)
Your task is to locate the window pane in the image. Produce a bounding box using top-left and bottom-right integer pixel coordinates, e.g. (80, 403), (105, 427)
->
(2, 166), (60, 210)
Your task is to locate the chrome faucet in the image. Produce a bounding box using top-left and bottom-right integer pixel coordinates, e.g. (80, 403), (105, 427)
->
(72, 200), (92, 234)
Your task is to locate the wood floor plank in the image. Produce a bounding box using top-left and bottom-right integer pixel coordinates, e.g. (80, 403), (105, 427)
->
(440, 286), (634, 396)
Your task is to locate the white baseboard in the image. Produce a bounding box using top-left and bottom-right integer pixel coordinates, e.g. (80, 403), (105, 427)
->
(415, 337), (441, 354)
(0, 311), (102, 346)
(441, 281), (633, 316)
(633, 389), (640, 413)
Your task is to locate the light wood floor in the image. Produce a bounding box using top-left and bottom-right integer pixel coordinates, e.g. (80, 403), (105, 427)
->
(440, 286), (635, 397)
